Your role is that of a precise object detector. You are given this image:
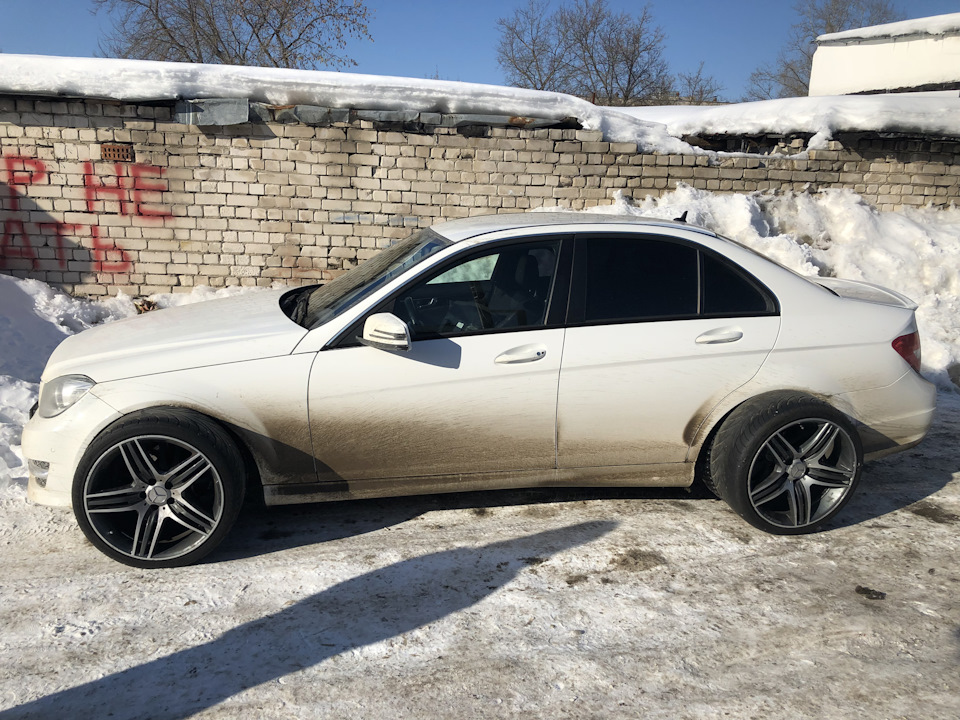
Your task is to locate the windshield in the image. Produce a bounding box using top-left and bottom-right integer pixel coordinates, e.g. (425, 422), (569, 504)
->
(303, 229), (450, 329)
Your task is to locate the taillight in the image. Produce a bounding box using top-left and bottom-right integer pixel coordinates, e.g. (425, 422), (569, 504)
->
(892, 331), (922, 373)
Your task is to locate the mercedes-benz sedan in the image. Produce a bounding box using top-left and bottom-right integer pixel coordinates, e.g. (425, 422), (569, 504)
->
(22, 212), (936, 567)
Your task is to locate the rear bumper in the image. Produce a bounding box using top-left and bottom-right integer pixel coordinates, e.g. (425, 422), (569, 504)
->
(837, 370), (936, 461)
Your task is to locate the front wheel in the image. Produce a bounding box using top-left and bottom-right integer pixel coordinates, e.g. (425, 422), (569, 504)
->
(711, 392), (863, 534)
(73, 409), (245, 568)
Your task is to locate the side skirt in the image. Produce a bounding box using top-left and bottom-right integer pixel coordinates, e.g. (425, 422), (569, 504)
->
(263, 462), (695, 506)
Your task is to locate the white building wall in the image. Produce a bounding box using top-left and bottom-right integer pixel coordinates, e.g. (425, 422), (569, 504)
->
(810, 33), (960, 96)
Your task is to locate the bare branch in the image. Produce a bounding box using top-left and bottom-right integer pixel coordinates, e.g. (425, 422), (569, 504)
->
(93, 0), (372, 69)
(744, 0), (901, 99)
(496, 0), (669, 105)
(676, 62), (723, 105)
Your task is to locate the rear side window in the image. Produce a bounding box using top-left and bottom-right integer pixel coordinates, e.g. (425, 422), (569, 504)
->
(583, 237), (698, 322)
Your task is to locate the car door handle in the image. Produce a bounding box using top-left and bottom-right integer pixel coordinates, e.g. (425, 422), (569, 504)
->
(695, 327), (744, 345)
(495, 344), (548, 364)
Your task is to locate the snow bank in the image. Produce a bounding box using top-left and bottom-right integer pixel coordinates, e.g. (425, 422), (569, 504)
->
(818, 11), (960, 43)
(612, 94), (960, 147)
(0, 54), (688, 153)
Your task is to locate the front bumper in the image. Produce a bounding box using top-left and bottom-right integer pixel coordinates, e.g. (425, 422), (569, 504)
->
(21, 391), (121, 507)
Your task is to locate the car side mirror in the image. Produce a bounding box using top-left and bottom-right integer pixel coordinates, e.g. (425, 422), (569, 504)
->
(360, 312), (412, 352)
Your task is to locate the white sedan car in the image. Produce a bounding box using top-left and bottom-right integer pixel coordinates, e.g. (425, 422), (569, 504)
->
(23, 213), (935, 567)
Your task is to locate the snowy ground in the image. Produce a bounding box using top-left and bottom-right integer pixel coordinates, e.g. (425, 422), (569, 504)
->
(1, 187), (959, 718)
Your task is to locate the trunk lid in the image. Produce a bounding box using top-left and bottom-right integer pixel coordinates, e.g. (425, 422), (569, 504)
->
(812, 277), (918, 310)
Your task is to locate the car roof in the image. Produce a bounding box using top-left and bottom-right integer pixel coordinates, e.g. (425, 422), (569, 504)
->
(430, 211), (717, 243)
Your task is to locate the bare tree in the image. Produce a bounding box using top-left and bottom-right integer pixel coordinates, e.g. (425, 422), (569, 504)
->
(676, 62), (723, 104)
(496, 0), (575, 92)
(745, 0), (901, 100)
(496, 0), (670, 105)
(93, 0), (372, 69)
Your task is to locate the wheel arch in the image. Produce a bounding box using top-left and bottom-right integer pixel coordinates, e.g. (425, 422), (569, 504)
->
(83, 404), (265, 502)
(688, 386), (857, 466)
(72, 405), (250, 567)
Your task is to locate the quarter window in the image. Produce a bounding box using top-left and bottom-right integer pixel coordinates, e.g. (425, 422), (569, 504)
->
(701, 253), (772, 315)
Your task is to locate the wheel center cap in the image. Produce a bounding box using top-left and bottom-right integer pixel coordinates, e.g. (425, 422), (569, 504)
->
(787, 460), (808, 480)
(146, 485), (171, 505)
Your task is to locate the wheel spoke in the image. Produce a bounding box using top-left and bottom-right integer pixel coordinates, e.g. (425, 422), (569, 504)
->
(86, 485), (145, 513)
(766, 432), (797, 466)
(751, 470), (789, 506)
(119, 439), (161, 484)
(799, 422), (839, 462)
(787, 480), (813, 526)
(165, 452), (211, 491)
(806, 464), (854, 488)
(132, 506), (164, 559)
(168, 500), (215, 537)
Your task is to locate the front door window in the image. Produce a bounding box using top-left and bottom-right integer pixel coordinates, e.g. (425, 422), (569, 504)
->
(390, 241), (561, 338)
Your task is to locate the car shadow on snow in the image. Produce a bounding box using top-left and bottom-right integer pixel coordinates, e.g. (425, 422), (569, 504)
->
(5, 521), (614, 720)
(214, 484), (712, 562)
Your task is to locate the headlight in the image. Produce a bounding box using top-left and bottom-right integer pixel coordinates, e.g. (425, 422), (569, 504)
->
(38, 375), (96, 418)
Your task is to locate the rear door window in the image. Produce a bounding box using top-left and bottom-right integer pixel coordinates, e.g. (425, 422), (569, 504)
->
(579, 237), (699, 322)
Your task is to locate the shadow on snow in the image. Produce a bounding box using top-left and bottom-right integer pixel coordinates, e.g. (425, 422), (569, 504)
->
(6, 521), (615, 720)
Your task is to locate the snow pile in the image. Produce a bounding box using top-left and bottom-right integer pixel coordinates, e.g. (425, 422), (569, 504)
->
(0, 280), (257, 497)
(613, 94), (960, 148)
(818, 11), (960, 43)
(0, 54), (688, 153)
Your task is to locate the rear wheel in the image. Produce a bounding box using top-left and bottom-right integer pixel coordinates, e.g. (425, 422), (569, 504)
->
(73, 409), (245, 568)
(711, 392), (863, 534)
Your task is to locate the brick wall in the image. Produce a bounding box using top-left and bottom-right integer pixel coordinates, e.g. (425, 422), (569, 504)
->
(2, 95), (958, 296)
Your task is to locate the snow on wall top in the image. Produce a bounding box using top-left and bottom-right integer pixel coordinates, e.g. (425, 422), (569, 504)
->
(3, 53), (960, 153)
(817, 12), (960, 44)
(0, 53), (689, 153)
(613, 94), (960, 143)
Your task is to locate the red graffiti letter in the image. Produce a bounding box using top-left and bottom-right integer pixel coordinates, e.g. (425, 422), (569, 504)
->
(38, 221), (79, 270)
(130, 165), (172, 218)
(84, 162), (130, 215)
(0, 218), (37, 268)
(3, 155), (47, 212)
(88, 224), (132, 273)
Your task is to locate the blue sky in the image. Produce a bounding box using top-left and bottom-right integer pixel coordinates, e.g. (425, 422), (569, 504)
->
(2, 0), (959, 99)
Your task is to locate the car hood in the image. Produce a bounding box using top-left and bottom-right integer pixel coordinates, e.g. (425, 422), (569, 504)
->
(42, 289), (308, 383)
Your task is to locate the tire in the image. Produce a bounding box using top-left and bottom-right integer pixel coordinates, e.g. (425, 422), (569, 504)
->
(72, 408), (246, 568)
(695, 431), (721, 499)
(710, 392), (863, 535)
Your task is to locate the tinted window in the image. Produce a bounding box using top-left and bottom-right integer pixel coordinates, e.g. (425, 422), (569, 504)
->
(392, 241), (560, 338)
(583, 237), (698, 322)
(702, 253), (771, 315)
